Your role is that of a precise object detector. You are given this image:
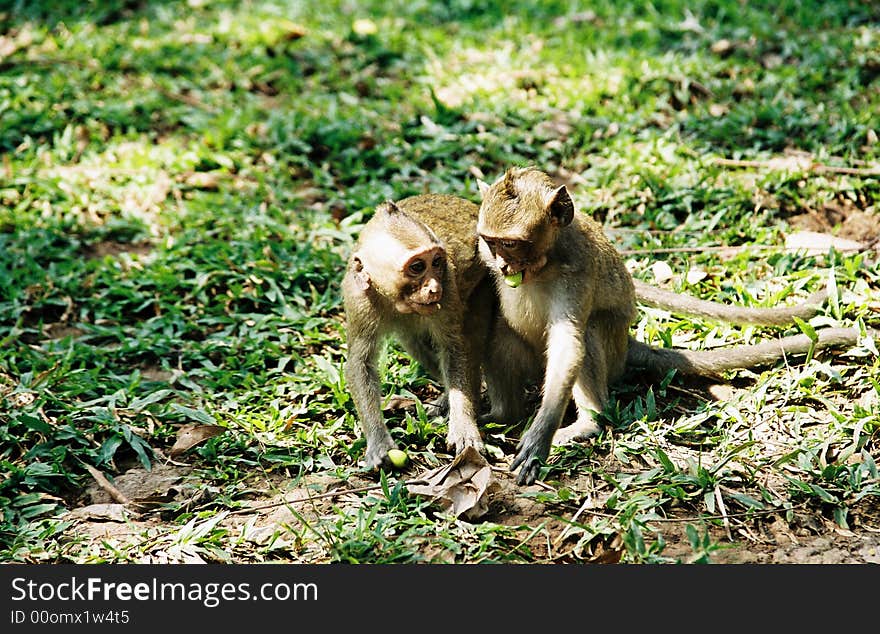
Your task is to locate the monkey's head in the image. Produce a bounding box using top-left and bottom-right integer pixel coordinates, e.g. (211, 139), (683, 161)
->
(350, 200), (447, 316)
(476, 166), (574, 283)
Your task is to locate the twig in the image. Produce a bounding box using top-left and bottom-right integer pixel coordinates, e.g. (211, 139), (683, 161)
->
(618, 244), (746, 256)
(713, 157), (880, 176)
(81, 462), (130, 505)
(553, 488), (596, 547)
(542, 492), (810, 524)
(617, 242), (868, 256)
(714, 484), (733, 541)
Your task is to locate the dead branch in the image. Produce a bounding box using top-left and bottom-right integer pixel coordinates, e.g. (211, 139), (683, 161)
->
(713, 157), (880, 177)
(82, 463), (131, 505)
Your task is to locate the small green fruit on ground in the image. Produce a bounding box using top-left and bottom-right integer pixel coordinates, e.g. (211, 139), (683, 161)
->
(503, 271), (523, 287)
(387, 449), (408, 468)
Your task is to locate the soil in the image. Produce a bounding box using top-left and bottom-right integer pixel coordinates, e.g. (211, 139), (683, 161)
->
(60, 455), (880, 564)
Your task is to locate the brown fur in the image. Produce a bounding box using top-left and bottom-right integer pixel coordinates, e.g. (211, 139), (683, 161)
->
(477, 166), (870, 485)
(343, 194), (493, 470)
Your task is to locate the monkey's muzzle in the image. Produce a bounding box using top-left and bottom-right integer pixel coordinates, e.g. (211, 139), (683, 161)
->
(409, 300), (442, 315)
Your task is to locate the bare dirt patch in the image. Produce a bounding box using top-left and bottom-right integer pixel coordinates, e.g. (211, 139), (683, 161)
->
(57, 453), (880, 564)
(789, 201), (880, 246)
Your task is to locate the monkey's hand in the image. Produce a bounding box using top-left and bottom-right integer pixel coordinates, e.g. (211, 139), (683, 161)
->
(510, 429), (552, 485)
(363, 435), (398, 471)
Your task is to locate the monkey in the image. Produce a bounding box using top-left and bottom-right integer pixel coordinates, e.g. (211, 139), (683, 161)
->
(476, 166), (873, 485)
(342, 194), (494, 471)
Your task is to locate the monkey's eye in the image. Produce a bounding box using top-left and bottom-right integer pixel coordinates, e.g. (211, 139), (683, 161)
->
(501, 240), (518, 250)
(408, 260), (427, 275)
(432, 255), (443, 268)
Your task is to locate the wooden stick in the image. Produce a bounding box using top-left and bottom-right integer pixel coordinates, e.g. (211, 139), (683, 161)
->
(713, 157), (880, 177)
(82, 463), (131, 505)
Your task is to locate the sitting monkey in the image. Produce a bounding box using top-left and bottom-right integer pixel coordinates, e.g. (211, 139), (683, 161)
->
(476, 166), (873, 484)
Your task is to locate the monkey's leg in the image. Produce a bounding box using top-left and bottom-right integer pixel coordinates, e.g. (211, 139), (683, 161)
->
(345, 326), (397, 470)
(481, 318), (536, 424)
(511, 319), (584, 485)
(552, 319), (623, 446)
(552, 340), (608, 446)
(436, 328), (484, 456)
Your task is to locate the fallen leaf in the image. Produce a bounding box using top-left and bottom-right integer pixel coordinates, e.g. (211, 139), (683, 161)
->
(279, 19), (307, 40)
(67, 503), (131, 522)
(169, 423), (226, 457)
(182, 171), (224, 190)
(707, 383), (738, 401)
(383, 395), (417, 411)
(784, 231), (864, 255)
(651, 261), (674, 284)
(406, 446), (500, 521)
(709, 103), (728, 117)
(686, 268), (708, 284)
(710, 38), (734, 56)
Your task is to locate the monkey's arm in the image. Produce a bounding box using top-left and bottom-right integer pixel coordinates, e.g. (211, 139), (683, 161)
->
(433, 317), (484, 455)
(632, 279), (828, 326)
(510, 318), (584, 485)
(626, 326), (874, 378)
(343, 314), (397, 470)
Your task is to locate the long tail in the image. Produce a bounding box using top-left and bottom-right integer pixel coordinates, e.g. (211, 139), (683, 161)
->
(632, 279), (828, 326)
(626, 327), (870, 378)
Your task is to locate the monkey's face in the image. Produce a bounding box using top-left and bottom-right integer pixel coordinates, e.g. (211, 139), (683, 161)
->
(478, 236), (547, 281)
(477, 167), (568, 284)
(396, 246), (446, 315)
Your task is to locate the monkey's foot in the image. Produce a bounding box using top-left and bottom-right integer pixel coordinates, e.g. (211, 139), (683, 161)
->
(551, 419), (602, 446)
(446, 425), (484, 456)
(363, 436), (398, 471)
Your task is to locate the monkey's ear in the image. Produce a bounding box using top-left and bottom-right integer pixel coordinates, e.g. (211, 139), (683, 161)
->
(546, 185), (574, 226)
(351, 254), (372, 292)
(477, 179), (490, 199)
(376, 200), (401, 217)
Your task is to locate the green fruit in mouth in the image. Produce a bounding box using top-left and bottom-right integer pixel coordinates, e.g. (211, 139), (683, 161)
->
(503, 271), (523, 287)
(386, 449), (408, 468)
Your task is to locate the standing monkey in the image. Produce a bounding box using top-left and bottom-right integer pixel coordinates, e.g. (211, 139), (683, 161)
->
(476, 166), (870, 485)
(342, 194), (493, 470)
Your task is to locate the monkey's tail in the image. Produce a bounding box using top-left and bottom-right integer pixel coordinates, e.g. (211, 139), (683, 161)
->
(632, 279), (828, 326)
(626, 327), (869, 378)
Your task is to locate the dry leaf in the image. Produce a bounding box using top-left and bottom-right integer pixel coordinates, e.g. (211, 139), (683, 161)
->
(182, 171), (224, 190)
(279, 19), (307, 40)
(68, 503), (131, 522)
(383, 395), (417, 411)
(709, 103), (728, 117)
(651, 261), (674, 284)
(406, 446), (500, 521)
(784, 231), (864, 256)
(710, 39), (734, 56)
(707, 383), (739, 402)
(686, 268), (708, 284)
(170, 423), (225, 457)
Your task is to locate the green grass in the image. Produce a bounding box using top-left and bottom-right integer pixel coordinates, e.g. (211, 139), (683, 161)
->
(1, 0), (879, 563)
